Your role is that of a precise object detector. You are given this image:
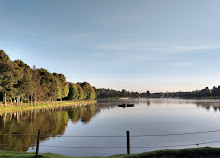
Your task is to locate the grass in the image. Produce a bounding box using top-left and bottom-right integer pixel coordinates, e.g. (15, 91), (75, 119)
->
(1, 147), (220, 158)
(0, 151), (72, 158)
(124, 147), (220, 158)
(0, 100), (97, 114)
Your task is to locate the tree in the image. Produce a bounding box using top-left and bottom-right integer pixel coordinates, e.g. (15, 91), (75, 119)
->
(0, 62), (19, 106)
(77, 84), (84, 100)
(0, 51), (96, 104)
(122, 89), (128, 97)
(0, 50), (10, 62)
(21, 69), (34, 104)
(61, 83), (69, 101)
(80, 82), (96, 100)
(146, 91), (150, 97)
(32, 68), (42, 105)
(88, 86), (96, 100)
(67, 84), (79, 100)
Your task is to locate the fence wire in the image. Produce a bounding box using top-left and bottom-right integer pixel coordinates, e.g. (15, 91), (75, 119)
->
(40, 129), (220, 138)
(1, 129), (220, 152)
(39, 139), (220, 149)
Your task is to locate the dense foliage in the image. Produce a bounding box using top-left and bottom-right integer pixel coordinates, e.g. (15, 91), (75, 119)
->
(96, 86), (220, 99)
(0, 50), (96, 106)
(96, 88), (150, 98)
(151, 86), (220, 98)
(66, 82), (96, 100)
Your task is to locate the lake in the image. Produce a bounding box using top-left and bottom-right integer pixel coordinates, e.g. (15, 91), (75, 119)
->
(1, 98), (220, 157)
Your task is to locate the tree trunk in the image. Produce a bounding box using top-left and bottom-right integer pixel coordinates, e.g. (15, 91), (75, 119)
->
(21, 96), (23, 104)
(3, 93), (7, 107)
(17, 96), (20, 106)
(27, 96), (29, 104)
(34, 94), (37, 105)
(30, 95), (33, 105)
(16, 97), (19, 106)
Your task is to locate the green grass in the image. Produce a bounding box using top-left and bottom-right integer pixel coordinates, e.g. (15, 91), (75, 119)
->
(124, 147), (220, 158)
(0, 100), (97, 114)
(0, 151), (71, 158)
(1, 147), (220, 158)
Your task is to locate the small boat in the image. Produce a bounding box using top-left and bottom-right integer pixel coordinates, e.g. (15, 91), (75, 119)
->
(127, 104), (134, 107)
(118, 104), (126, 108)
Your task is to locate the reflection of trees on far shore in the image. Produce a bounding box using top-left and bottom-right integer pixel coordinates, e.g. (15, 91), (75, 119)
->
(97, 99), (220, 112)
(97, 99), (151, 109)
(0, 104), (98, 152)
(196, 102), (220, 112)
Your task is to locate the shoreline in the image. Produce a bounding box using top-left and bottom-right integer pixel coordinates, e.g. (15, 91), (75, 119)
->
(0, 147), (220, 158)
(0, 100), (97, 114)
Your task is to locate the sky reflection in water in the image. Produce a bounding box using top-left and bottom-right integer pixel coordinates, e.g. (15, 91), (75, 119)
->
(1, 99), (220, 157)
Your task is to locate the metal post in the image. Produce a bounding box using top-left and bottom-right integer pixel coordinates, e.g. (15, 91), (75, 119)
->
(126, 131), (130, 155)
(35, 129), (41, 157)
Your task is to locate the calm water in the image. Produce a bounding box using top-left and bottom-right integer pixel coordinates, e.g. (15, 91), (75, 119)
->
(1, 99), (220, 157)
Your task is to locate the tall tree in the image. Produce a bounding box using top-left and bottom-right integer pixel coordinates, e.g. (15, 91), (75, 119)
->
(67, 84), (79, 100)
(77, 84), (84, 100)
(0, 62), (18, 106)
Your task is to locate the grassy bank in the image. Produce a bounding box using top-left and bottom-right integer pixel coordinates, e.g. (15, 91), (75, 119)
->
(0, 100), (97, 113)
(1, 147), (220, 158)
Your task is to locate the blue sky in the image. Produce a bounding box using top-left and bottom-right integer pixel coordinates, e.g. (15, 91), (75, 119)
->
(0, 0), (220, 92)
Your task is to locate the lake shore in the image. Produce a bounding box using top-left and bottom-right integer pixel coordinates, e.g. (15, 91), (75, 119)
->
(0, 100), (97, 113)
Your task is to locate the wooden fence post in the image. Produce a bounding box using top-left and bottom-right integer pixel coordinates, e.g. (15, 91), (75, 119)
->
(35, 129), (41, 157)
(126, 131), (130, 155)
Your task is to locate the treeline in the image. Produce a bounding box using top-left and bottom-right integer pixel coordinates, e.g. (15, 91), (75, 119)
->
(96, 86), (220, 99)
(151, 86), (220, 98)
(66, 82), (96, 101)
(0, 50), (96, 106)
(96, 88), (150, 98)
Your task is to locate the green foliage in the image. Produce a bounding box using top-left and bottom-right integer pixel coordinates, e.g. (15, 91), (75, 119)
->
(150, 86), (220, 98)
(96, 88), (144, 98)
(72, 84), (79, 100)
(80, 82), (96, 100)
(0, 62), (19, 106)
(67, 84), (80, 100)
(77, 85), (84, 100)
(66, 82), (96, 101)
(0, 50), (10, 62)
(0, 51), (96, 105)
(67, 87), (74, 100)
(62, 83), (69, 99)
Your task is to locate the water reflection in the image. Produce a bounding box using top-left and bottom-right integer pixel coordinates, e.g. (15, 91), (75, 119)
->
(98, 98), (220, 112)
(0, 104), (98, 152)
(196, 102), (220, 112)
(147, 99), (150, 106)
(118, 104), (134, 108)
(1, 99), (220, 156)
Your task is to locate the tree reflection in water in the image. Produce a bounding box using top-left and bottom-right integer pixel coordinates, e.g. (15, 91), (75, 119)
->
(0, 104), (98, 152)
(196, 102), (220, 112)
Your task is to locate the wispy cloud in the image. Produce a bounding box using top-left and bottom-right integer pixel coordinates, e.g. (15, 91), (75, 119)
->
(94, 42), (220, 54)
(170, 62), (194, 67)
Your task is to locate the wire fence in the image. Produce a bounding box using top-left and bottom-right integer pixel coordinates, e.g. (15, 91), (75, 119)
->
(1, 129), (220, 157)
(50, 129), (220, 138)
